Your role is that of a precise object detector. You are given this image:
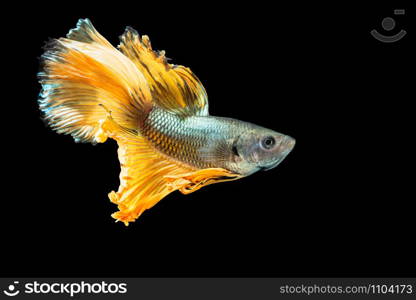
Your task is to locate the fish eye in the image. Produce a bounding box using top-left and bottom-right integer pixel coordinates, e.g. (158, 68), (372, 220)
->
(261, 136), (276, 150)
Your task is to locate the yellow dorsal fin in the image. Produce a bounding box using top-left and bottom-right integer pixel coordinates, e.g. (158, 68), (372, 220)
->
(99, 113), (240, 225)
(118, 27), (209, 117)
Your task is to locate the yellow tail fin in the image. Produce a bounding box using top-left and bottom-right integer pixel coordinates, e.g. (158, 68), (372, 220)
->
(38, 19), (152, 143)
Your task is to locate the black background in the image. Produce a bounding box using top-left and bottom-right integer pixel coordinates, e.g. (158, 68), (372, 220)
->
(1, 2), (413, 277)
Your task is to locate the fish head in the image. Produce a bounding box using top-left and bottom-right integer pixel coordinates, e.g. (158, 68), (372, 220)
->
(232, 126), (295, 176)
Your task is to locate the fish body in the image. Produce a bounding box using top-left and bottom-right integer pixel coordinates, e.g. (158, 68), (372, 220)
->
(38, 19), (295, 225)
(143, 107), (294, 175)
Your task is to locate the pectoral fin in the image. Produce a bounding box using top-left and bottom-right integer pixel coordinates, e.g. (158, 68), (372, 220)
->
(165, 168), (242, 195)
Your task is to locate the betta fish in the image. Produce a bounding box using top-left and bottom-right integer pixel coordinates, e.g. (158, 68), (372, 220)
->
(38, 19), (295, 225)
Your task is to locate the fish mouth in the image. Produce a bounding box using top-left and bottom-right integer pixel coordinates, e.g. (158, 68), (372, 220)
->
(259, 159), (283, 171)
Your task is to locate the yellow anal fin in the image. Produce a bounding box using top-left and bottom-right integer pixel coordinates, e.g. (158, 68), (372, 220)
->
(97, 114), (194, 225)
(98, 113), (242, 225)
